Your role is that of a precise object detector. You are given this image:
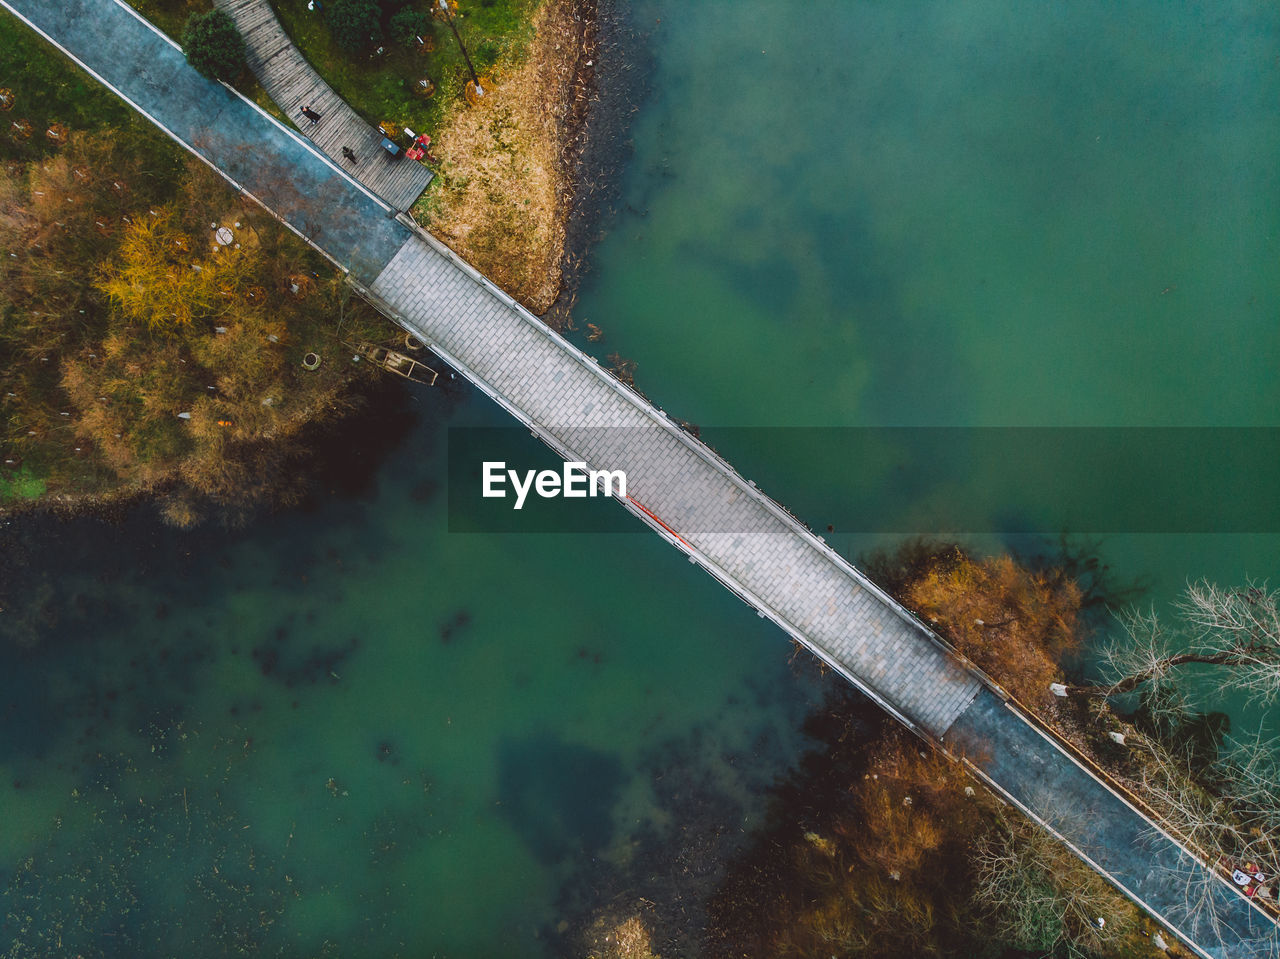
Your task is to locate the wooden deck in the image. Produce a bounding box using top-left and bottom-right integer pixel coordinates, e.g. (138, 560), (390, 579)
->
(214, 0), (432, 212)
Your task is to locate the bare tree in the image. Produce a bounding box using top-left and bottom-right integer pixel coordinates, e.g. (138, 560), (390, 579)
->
(1056, 581), (1280, 949)
(972, 812), (1130, 958)
(1126, 730), (1280, 955)
(1065, 581), (1280, 707)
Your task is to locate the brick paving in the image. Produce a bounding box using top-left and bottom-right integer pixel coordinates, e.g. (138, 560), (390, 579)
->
(369, 227), (984, 739)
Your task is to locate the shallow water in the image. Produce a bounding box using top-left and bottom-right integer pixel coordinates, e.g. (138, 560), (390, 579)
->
(4, 0), (1280, 954)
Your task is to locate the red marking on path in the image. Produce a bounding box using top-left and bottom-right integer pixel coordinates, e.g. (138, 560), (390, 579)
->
(627, 496), (691, 549)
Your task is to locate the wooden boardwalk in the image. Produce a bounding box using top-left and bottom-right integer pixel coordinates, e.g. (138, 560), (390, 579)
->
(213, 0), (431, 211)
(6, 1), (1279, 955)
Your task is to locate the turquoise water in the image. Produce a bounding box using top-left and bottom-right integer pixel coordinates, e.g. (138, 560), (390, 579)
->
(573, 0), (1280, 703)
(4, 0), (1280, 954)
(1, 393), (826, 956)
(587, 0), (1279, 427)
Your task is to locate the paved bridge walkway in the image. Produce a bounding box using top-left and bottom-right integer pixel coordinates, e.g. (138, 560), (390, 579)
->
(4, 0), (1277, 955)
(213, 0), (432, 212)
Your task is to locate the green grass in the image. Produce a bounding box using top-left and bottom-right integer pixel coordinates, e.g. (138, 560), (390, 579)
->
(0, 10), (144, 162)
(272, 0), (538, 137)
(128, 0), (214, 45)
(0, 465), (46, 502)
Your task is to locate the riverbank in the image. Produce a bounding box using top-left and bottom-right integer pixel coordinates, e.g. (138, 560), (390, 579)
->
(0, 8), (427, 525)
(420, 0), (639, 316)
(542, 0), (649, 333)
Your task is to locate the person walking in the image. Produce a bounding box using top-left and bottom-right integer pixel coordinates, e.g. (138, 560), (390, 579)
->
(341, 146), (357, 163)
(300, 105), (321, 124)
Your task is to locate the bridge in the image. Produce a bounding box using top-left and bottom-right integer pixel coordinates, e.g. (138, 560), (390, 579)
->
(4, 0), (1276, 955)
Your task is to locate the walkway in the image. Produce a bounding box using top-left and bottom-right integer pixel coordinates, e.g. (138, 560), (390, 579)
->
(366, 233), (983, 738)
(949, 688), (1276, 958)
(5, 1), (1278, 956)
(213, 0), (432, 212)
(2, 0), (408, 279)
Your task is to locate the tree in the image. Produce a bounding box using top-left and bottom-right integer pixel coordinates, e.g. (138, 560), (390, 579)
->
(327, 0), (382, 53)
(973, 815), (1132, 957)
(0, 123), (392, 520)
(1062, 583), (1280, 944)
(1064, 582), (1280, 708)
(181, 10), (247, 81)
(897, 548), (1083, 704)
(389, 8), (431, 47)
(97, 213), (251, 331)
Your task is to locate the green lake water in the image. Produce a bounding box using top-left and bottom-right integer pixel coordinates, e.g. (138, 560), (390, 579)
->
(1, 392), (826, 956)
(4, 0), (1280, 955)
(573, 0), (1280, 700)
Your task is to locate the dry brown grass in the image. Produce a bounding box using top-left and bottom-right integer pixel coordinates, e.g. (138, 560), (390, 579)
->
(582, 913), (660, 959)
(903, 550), (1083, 705)
(841, 731), (979, 879)
(418, 0), (587, 313)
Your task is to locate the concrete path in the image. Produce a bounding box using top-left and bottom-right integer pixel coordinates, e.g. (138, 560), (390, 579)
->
(213, 0), (433, 212)
(949, 689), (1278, 959)
(6, 1), (1277, 956)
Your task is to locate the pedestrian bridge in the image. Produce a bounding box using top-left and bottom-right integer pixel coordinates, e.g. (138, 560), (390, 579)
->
(5, 0), (1277, 955)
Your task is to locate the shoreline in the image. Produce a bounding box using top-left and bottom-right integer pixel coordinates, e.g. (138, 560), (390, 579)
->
(544, 0), (652, 332)
(419, 0), (650, 322)
(417, 0), (595, 313)
(2, 0), (637, 524)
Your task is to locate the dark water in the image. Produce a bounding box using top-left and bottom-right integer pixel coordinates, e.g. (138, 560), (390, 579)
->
(4, 0), (1279, 954)
(0, 385), (827, 956)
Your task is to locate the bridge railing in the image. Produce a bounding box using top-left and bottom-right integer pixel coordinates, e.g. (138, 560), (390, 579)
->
(375, 213), (1011, 731)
